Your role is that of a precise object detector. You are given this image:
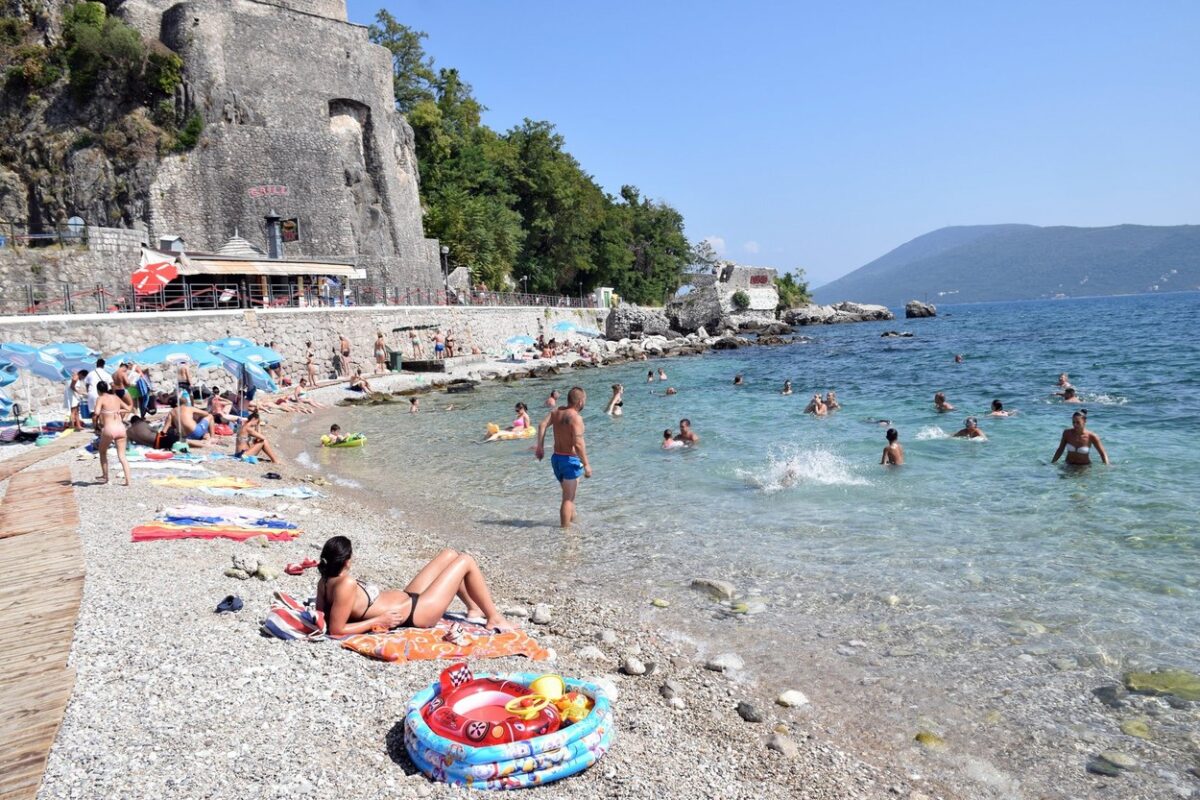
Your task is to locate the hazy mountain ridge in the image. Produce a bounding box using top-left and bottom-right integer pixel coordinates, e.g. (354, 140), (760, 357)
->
(814, 224), (1200, 306)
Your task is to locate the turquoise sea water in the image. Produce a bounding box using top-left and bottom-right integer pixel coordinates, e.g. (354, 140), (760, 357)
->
(308, 292), (1199, 790)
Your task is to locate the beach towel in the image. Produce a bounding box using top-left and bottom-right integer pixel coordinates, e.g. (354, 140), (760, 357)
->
(131, 523), (300, 542)
(340, 618), (552, 664)
(129, 461), (214, 473)
(196, 486), (322, 499)
(151, 477), (258, 489)
(163, 504), (291, 525)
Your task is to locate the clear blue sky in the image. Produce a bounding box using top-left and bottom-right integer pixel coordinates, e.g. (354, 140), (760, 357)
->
(348, 0), (1200, 286)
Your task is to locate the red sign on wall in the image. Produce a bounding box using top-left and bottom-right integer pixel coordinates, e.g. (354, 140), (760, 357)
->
(247, 185), (289, 199)
(749, 275), (769, 285)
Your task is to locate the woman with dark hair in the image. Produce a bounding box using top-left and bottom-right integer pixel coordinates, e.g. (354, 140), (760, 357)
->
(989, 399), (1012, 417)
(93, 381), (131, 485)
(235, 412), (280, 462)
(880, 428), (904, 465)
(1051, 411), (1109, 466)
(315, 537), (514, 636)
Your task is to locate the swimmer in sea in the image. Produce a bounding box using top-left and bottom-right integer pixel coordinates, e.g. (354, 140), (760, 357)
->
(509, 402), (532, 431)
(825, 390), (841, 411)
(954, 354), (964, 364)
(658, 368), (667, 381)
(781, 380), (792, 395)
(989, 399), (1012, 417)
(1057, 372), (1072, 391)
(665, 387), (678, 395)
(1051, 410), (1109, 466)
(733, 374), (744, 385)
(545, 389), (559, 408)
(647, 370), (655, 383)
(952, 416), (986, 439)
(881, 428), (904, 465)
(1062, 387), (1082, 404)
(675, 418), (700, 445)
(804, 393), (827, 416)
(662, 429), (683, 450)
(605, 384), (624, 417)
(409, 397), (419, 413)
(934, 392), (955, 412)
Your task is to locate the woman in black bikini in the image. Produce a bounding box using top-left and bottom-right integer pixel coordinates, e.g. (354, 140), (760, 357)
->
(315, 537), (515, 636)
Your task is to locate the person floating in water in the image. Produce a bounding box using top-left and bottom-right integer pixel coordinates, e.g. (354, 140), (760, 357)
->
(781, 380), (792, 395)
(1057, 372), (1072, 391)
(535, 386), (591, 529)
(804, 393), (827, 416)
(954, 354), (964, 363)
(1062, 387), (1082, 403)
(1051, 410), (1109, 466)
(934, 392), (955, 412)
(662, 429), (683, 450)
(327, 423), (348, 444)
(664, 386), (678, 396)
(675, 418), (700, 445)
(733, 374), (744, 385)
(989, 399), (1013, 417)
(953, 416), (986, 439)
(881, 428), (904, 465)
(824, 390), (841, 410)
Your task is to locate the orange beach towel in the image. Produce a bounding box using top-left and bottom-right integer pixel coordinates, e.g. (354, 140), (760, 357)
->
(340, 618), (551, 664)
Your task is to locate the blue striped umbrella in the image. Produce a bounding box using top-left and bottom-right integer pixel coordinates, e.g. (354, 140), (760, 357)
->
(211, 347), (278, 393)
(40, 342), (99, 372)
(211, 336), (255, 350)
(229, 345), (284, 367)
(0, 359), (17, 388)
(134, 342), (223, 369)
(0, 343), (71, 382)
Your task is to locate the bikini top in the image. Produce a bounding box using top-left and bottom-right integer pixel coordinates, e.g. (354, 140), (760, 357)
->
(1064, 442), (1090, 454)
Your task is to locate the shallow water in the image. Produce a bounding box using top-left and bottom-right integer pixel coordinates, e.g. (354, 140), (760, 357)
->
(311, 292), (1200, 794)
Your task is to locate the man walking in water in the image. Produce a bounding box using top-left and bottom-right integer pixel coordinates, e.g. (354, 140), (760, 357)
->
(535, 386), (591, 528)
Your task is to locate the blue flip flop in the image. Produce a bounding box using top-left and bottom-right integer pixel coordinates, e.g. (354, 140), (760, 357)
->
(215, 595), (244, 614)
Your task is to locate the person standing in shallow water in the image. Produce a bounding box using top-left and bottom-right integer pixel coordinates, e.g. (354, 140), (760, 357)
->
(535, 386), (591, 529)
(1051, 410), (1109, 466)
(881, 428), (904, 465)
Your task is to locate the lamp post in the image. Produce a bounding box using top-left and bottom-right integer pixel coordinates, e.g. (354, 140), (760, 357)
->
(521, 275), (529, 296)
(440, 245), (450, 301)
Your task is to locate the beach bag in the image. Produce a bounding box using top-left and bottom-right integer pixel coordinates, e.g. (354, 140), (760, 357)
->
(261, 592), (326, 641)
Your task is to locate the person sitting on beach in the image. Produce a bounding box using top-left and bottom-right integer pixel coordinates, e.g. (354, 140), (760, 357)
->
(1062, 387), (1082, 403)
(280, 379), (324, 413)
(658, 368), (667, 381)
(881, 427), (904, 465)
(236, 412), (280, 462)
(1051, 410), (1109, 466)
(825, 390), (841, 410)
(209, 388), (233, 422)
(327, 423), (348, 444)
(348, 370), (372, 393)
(733, 374), (744, 385)
(781, 380), (792, 395)
(675, 418), (700, 445)
(952, 417), (986, 439)
(804, 393), (827, 416)
(169, 403), (214, 444)
(93, 381), (131, 486)
(545, 389), (559, 408)
(317, 537), (514, 636)
(662, 429), (684, 450)
(934, 392), (955, 412)
(126, 415), (180, 452)
(605, 384), (624, 416)
(989, 399), (1012, 417)
(409, 397), (419, 414)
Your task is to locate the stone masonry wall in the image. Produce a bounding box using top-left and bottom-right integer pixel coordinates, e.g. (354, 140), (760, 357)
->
(0, 305), (609, 415)
(0, 227), (146, 314)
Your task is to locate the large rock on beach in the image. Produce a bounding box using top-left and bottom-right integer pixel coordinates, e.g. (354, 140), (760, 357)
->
(605, 305), (672, 340)
(784, 301), (894, 326)
(905, 299), (937, 318)
(690, 577), (736, 601)
(1123, 669), (1200, 701)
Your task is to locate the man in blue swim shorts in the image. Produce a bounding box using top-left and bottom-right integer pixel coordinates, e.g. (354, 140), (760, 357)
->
(535, 386), (591, 529)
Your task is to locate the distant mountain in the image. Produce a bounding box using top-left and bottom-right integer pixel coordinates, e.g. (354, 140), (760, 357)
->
(814, 224), (1200, 307)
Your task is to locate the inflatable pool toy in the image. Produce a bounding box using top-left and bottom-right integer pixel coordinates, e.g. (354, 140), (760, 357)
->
(405, 666), (613, 790)
(485, 423), (535, 442)
(145, 450), (174, 461)
(320, 433), (366, 448)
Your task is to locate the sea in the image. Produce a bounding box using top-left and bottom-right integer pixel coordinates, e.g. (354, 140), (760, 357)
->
(302, 291), (1200, 797)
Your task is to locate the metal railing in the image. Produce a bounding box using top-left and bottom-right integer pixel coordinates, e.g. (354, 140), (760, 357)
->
(0, 223), (88, 249)
(4, 282), (596, 315)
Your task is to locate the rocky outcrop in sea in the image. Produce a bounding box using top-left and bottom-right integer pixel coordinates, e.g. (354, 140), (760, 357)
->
(905, 300), (937, 318)
(783, 301), (894, 326)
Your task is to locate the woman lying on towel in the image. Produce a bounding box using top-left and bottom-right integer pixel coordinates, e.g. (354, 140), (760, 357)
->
(316, 536), (516, 636)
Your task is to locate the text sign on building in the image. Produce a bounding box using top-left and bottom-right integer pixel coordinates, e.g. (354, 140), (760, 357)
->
(247, 185), (289, 199)
(749, 274), (770, 285)
(280, 218), (300, 243)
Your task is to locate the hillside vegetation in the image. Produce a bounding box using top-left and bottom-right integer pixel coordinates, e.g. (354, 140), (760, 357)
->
(814, 224), (1200, 307)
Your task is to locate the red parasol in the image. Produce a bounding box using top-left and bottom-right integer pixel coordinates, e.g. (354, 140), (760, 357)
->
(132, 260), (179, 295)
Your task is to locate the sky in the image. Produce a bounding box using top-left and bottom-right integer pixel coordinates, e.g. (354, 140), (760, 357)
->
(348, 1), (1200, 286)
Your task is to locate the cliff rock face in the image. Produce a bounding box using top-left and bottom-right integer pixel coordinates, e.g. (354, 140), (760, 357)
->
(604, 305), (671, 339)
(0, 0), (441, 288)
(667, 264), (779, 334)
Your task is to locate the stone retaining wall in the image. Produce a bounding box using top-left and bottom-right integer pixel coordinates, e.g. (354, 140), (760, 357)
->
(0, 305), (608, 416)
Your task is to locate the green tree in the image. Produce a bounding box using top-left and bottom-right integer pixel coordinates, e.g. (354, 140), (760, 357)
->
(775, 270), (811, 309)
(368, 11), (435, 113)
(687, 238), (720, 274)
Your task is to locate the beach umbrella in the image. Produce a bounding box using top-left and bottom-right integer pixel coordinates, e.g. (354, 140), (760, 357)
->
(0, 359), (17, 388)
(0, 343), (71, 382)
(132, 258), (178, 295)
(41, 342), (99, 372)
(211, 336), (255, 350)
(134, 342), (223, 369)
(575, 327), (601, 338)
(552, 320), (578, 334)
(212, 347), (278, 393)
(0, 389), (12, 418)
(226, 345), (284, 367)
(505, 335), (536, 348)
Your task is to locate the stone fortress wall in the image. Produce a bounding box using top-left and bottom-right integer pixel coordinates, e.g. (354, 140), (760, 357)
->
(0, 227), (147, 314)
(0, 304), (609, 415)
(79, 0), (442, 288)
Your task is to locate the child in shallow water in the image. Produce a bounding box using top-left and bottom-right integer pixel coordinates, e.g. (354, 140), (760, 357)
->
(662, 429), (683, 450)
(328, 423), (347, 444)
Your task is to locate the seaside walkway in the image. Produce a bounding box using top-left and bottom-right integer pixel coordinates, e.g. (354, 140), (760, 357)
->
(0, 466), (83, 800)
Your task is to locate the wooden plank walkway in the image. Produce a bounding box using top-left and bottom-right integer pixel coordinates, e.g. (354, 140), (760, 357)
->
(0, 466), (83, 800)
(0, 432), (86, 484)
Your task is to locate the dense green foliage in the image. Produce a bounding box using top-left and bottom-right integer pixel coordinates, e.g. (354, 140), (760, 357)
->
(813, 224), (1200, 306)
(370, 12), (690, 304)
(731, 289), (750, 310)
(774, 271), (811, 309)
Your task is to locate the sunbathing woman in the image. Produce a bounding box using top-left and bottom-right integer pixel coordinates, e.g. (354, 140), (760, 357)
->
(235, 412), (280, 462)
(316, 537), (515, 636)
(93, 381), (131, 486)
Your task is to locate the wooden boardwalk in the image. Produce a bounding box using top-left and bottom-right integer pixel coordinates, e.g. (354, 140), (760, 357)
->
(0, 466), (83, 800)
(0, 432), (86, 484)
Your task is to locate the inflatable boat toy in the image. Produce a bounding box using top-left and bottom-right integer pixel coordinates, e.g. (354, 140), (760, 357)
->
(145, 450), (174, 461)
(320, 433), (366, 448)
(485, 423), (535, 442)
(405, 665), (614, 790)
